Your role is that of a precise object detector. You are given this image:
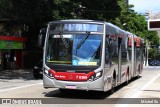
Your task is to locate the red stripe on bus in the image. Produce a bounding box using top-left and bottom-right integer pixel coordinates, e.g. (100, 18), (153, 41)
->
(49, 69), (95, 81)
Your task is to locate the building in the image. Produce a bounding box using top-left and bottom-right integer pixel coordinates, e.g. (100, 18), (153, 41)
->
(0, 35), (26, 70)
(0, 17), (27, 70)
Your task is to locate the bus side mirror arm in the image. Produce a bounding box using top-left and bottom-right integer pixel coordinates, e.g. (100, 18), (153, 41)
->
(38, 28), (47, 48)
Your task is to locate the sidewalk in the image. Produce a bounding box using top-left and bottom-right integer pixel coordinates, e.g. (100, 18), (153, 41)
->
(0, 69), (34, 80)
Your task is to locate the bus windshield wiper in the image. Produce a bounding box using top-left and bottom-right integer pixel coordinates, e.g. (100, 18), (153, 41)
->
(76, 32), (90, 49)
(59, 32), (69, 49)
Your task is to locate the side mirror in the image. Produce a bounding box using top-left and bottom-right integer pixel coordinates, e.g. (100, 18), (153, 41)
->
(38, 28), (47, 48)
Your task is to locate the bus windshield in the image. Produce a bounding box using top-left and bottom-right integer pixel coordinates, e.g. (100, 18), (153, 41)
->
(46, 33), (102, 66)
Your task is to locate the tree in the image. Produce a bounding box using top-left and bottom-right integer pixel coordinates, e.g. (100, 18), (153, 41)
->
(51, 0), (82, 19)
(112, 0), (160, 48)
(73, 0), (121, 20)
(0, 0), (159, 50)
(149, 48), (158, 59)
(0, 0), (54, 50)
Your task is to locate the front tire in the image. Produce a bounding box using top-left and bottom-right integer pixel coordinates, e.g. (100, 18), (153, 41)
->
(125, 72), (129, 85)
(137, 65), (141, 78)
(110, 77), (116, 94)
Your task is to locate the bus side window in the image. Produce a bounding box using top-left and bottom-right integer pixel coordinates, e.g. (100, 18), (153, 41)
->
(105, 38), (110, 64)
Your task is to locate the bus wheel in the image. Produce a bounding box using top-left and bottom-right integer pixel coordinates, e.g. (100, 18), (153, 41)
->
(137, 65), (141, 78)
(125, 71), (129, 85)
(110, 77), (116, 94)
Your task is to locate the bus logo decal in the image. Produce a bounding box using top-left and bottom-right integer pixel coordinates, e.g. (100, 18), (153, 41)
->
(72, 60), (78, 65)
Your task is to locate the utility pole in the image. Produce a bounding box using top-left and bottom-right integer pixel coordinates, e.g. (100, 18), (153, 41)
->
(146, 39), (149, 66)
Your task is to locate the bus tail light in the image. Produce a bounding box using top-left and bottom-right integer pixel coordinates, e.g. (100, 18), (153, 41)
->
(89, 71), (103, 81)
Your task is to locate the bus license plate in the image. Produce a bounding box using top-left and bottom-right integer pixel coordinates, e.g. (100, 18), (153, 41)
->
(66, 85), (76, 89)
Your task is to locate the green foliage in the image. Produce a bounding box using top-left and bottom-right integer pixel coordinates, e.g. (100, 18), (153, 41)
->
(111, 0), (160, 48)
(149, 48), (158, 59)
(0, 0), (54, 34)
(0, 0), (160, 49)
(51, 0), (76, 19)
(77, 0), (121, 20)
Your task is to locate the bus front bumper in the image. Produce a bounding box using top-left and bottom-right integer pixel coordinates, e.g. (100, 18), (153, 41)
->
(43, 74), (104, 91)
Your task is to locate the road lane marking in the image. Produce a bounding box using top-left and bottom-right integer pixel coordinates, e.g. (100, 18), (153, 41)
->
(115, 73), (160, 107)
(0, 82), (43, 92)
(131, 73), (160, 98)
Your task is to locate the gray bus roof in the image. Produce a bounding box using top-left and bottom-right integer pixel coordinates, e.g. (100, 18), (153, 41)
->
(49, 19), (105, 24)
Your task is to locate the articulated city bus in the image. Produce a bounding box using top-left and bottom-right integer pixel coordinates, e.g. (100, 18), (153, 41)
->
(128, 33), (144, 78)
(41, 20), (144, 92)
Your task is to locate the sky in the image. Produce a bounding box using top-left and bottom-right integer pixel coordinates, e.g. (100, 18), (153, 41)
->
(129, 0), (160, 14)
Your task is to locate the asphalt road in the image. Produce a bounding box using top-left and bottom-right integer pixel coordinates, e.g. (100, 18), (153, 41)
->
(0, 66), (160, 107)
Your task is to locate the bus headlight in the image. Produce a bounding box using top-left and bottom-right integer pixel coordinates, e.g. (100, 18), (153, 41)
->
(44, 69), (54, 79)
(44, 69), (48, 74)
(89, 71), (103, 81)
